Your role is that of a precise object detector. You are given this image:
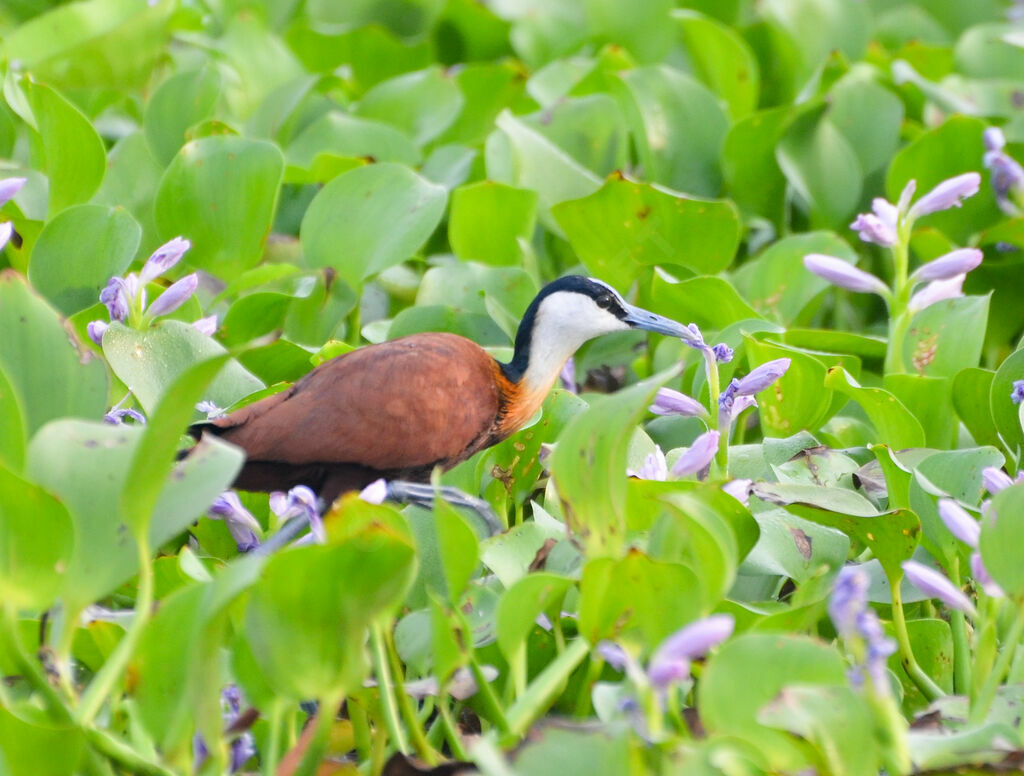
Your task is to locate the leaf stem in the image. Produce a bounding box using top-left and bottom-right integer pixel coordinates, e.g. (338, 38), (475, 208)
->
(889, 579), (944, 701)
(949, 558), (972, 694)
(383, 624), (437, 764)
(0, 603), (72, 723)
(970, 597), (1024, 726)
(505, 638), (589, 737)
(468, 656), (511, 735)
(370, 621), (409, 754)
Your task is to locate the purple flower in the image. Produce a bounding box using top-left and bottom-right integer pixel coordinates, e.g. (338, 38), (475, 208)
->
(1012, 380), (1024, 406)
(902, 560), (977, 617)
(0, 222), (12, 252)
(910, 249), (983, 283)
(196, 400), (225, 420)
(896, 180), (918, 215)
(647, 615), (734, 688)
(193, 314), (218, 336)
(908, 274), (965, 314)
(721, 478), (752, 506)
(804, 254), (889, 296)
(718, 395), (757, 431)
(937, 498), (980, 548)
(628, 447), (668, 481)
(971, 552), (1005, 598)
(712, 343), (734, 364)
(270, 485), (324, 544)
(209, 492), (262, 552)
(850, 198), (899, 246)
(87, 320), (108, 346)
(103, 392), (146, 425)
(829, 566), (896, 694)
(0, 177), (26, 206)
(146, 273), (198, 317)
(670, 430), (719, 478)
(982, 466), (1017, 493)
(99, 276), (133, 323)
(829, 566), (870, 640)
(731, 358), (791, 397)
(649, 387), (707, 418)
(139, 236), (191, 284)
(908, 173), (981, 219)
(982, 128), (1024, 215)
(597, 641), (630, 672)
(680, 322), (706, 349)
(984, 127), (1006, 152)
(359, 478), (388, 505)
(559, 358), (577, 392)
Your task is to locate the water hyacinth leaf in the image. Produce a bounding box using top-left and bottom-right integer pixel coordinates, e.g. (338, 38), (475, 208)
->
(742, 337), (831, 437)
(550, 372), (673, 558)
(1, 0), (171, 91)
(0, 367), (26, 473)
(301, 162), (447, 290)
(449, 181), (538, 266)
(886, 116), (1000, 244)
(742, 504), (850, 585)
(721, 105), (792, 225)
(902, 295), (989, 379)
(0, 272), (107, 436)
(219, 291), (297, 347)
(438, 61), (527, 147)
(495, 572), (572, 664)
(673, 10), (760, 119)
(0, 462), (73, 611)
(783, 329), (886, 360)
(103, 320), (263, 416)
(18, 77), (106, 215)
(143, 66), (222, 166)
(155, 136), (285, 278)
(825, 367), (926, 449)
(613, 66), (729, 196)
(981, 483), (1024, 599)
(355, 67), (464, 146)
(406, 498), (479, 606)
(952, 367), (1000, 449)
(646, 273), (762, 330)
(763, 0), (870, 76)
(509, 726), (631, 776)
(578, 552), (703, 647)
(884, 374), (954, 449)
(414, 261), (537, 319)
(954, 23), (1024, 80)
(28, 204), (141, 315)
(245, 523), (416, 700)
(92, 132), (164, 250)
(0, 707), (84, 776)
(285, 112), (421, 170)
(552, 175), (741, 290)
(731, 231), (859, 325)
(828, 76), (905, 177)
(698, 633), (847, 771)
(990, 347), (1024, 459)
(521, 94), (629, 178)
(759, 685), (880, 776)
(429, 594), (472, 685)
(776, 107), (863, 229)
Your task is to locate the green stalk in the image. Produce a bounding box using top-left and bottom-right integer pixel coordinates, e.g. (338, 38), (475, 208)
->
(703, 348), (728, 474)
(0, 604), (72, 723)
(949, 559), (973, 694)
(85, 728), (175, 776)
(890, 581), (945, 701)
(572, 655), (602, 717)
(970, 598), (1024, 726)
(505, 638), (589, 737)
(293, 693), (344, 776)
(349, 696), (373, 763)
(76, 536), (154, 726)
(437, 699), (469, 761)
(369, 622), (409, 754)
(383, 625), (437, 764)
(468, 656), (511, 735)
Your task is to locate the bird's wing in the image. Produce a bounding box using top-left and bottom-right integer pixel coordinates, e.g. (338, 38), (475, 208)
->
(211, 333), (502, 470)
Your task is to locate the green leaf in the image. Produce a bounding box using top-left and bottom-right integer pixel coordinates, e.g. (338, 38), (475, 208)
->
(884, 373), (954, 449)
(92, 132), (164, 251)
(903, 295), (989, 378)
(743, 337), (832, 437)
(990, 347), (1024, 459)
(19, 77), (106, 215)
(300, 163), (447, 289)
(496, 572), (572, 664)
(825, 367), (926, 449)
(762, 0), (870, 79)
(522, 94), (629, 177)
(646, 273), (762, 330)
(407, 499), (479, 605)
(0, 462), (73, 611)
(953, 367), (1000, 449)
(449, 181), (538, 266)
(776, 106), (863, 229)
(245, 513), (416, 699)
(673, 10), (760, 119)
(154, 136), (285, 278)
(552, 174), (741, 289)
(103, 320), (263, 416)
(981, 483), (1024, 598)
(828, 75), (905, 176)
(743, 504), (850, 584)
(699, 633), (847, 771)
(0, 367), (26, 473)
(721, 105), (792, 225)
(144, 66), (222, 167)
(0, 272), (107, 436)
(613, 66), (729, 196)
(355, 66), (464, 146)
(28, 204), (141, 315)
(440, 62), (528, 147)
(286, 112), (421, 169)
(0, 706), (83, 776)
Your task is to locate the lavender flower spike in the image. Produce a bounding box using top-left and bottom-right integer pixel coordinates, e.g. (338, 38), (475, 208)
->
(850, 198), (898, 247)
(647, 614), (734, 688)
(670, 430), (720, 477)
(982, 466), (1015, 494)
(1012, 380), (1024, 406)
(192, 314), (218, 337)
(146, 273), (199, 317)
(829, 565), (869, 639)
(649, 387), (708, 418)
(804, 254), (889, 296)
(270, 485), (324, 544)
(733, 358), (791, 397)
(0, 177), (26, 206)
(712, 343), (734, 364)
(99, 276), (132, 322)
(139, 236), (191, 284)
(209, 492), (262, 552)
(87, 320), (108, 346)
(908, 274), (965, 314)
(908, 172), (981, 219)
(971, 552), (1005, 598)
(910, 249), (983, 283)
(937, 498), (980, 548)
(629, 446), (668, 481)
(984, 127), (1006, 152)
(902, 560), (977, 617)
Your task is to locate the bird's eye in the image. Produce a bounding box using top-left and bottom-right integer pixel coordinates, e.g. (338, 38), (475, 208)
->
(596, 295), (614, 309)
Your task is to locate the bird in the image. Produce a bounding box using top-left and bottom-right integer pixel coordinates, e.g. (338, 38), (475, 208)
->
(191, 275), (694, 517)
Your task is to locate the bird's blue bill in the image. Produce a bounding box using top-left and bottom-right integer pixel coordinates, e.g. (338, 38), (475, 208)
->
(623, 304), (701, 344)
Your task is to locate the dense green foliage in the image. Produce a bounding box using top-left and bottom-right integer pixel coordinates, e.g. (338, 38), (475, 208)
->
(2, 0), (1024, 774)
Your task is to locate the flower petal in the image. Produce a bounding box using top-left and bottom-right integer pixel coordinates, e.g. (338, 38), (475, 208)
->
(649, 387), (707, 418)
(911, 249), (983, 283)
(937, 498), (980, 548)
(804, 254), (889, 296)
(670, 430), (719, 477)
(139, 236), (191, 284)
(902, 560), (977, 616)
(908, 172), (981, 219)
(146, 273), (198, 317)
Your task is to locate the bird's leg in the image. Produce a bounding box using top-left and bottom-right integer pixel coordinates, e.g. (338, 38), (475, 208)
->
(385, 481), (505, 536)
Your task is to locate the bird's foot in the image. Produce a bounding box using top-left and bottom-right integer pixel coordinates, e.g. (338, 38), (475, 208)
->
(385, 481), (505, 536)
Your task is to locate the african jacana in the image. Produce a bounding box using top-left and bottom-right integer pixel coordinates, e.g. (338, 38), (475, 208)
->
(192, 275), (693, 515)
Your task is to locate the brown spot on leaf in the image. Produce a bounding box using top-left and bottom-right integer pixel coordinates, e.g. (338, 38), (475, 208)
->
(788, 526), (813, 561)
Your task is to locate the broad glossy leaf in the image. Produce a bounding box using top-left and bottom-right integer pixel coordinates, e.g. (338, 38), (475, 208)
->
(286, 112), (420, 169)
(144, 66), (222, 166)
(674, 10), (760, 119)
(954, 23), (1024, 79)
(355, 67), (464, 146)
(953, 367), (999, 448)
(522, 94), (628, 177)
(407, 498), (479, 606)
(0, 368), (26, 472)
(28, 204), (141, 315)
(103, 320), (264, 416)
(92, 132), (164, 251)
(0, 707), (83, 776)
(981, 483), (1024, 598)
(440, 62), (528, 146)
(721, 105), (792, 224)
(155, 136), (284, 278)
(825, 367), (926, 449)
(699, 633), (846, 770)
(762, 0), (870, 79)
(742, 504), (850, 584)
(884, 374), (954, 449)
(990, 347), (1024, 458)
(0, 462), (73, 611)
(552, 175), (740, 290)
(903, 295), (988, 378)
(646, 273), (762, 330)
(301, 163), (447, 289)
(614, 66), (728, 196)
(743, 337), (831, 437)
(449, 182), (538, 266)
(829, 75), (904, 176)
(496, 572), (572, 663)
(0, 272), (107, 435)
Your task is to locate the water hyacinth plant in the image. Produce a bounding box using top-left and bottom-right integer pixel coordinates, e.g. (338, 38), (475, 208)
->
(5, 2), (1024, 774)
